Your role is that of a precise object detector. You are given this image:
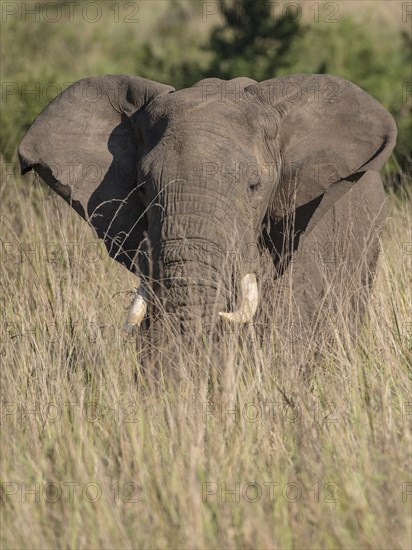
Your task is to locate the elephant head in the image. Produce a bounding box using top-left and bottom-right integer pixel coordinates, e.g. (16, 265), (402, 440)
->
(18, 74), (396, 341)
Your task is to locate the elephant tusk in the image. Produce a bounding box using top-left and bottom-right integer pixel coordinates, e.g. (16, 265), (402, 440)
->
(219, 274), (258, 324)
(125, 284), (147, 333)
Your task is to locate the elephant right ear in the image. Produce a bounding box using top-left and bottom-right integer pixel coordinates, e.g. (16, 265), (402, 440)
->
(245, 74), (397, 219)
(18, 75), (174, 272)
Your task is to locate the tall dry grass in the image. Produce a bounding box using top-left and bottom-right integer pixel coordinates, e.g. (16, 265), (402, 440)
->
(0, 165), (411, 548)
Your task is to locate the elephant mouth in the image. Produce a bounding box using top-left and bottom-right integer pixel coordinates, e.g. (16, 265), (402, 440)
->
(125, 272), (259, 332)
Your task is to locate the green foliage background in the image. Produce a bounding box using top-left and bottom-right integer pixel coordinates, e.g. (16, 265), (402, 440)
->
(1, 0), (411, 175)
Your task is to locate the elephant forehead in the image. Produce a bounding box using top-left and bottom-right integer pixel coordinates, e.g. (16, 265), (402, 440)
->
(148, 86), (258, 134)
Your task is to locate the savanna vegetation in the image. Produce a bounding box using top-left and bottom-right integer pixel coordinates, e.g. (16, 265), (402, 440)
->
(1, 1), (411, 548)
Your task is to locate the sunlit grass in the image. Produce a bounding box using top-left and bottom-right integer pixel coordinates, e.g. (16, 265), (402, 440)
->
(1, 167), (411, 549)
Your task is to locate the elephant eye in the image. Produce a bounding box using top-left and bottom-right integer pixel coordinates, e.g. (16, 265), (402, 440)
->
(248, 180), (261, 192)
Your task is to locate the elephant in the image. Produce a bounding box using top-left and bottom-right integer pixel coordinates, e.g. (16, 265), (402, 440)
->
(18, 74), (396, 356)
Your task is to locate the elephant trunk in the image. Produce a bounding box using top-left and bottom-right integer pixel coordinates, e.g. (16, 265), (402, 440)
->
(126, 181), (261, 331)
(159, 238), (260, 328)
(160, 238), (228, 325)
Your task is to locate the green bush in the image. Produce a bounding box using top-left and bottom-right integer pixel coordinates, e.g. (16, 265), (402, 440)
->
(205, 0), (305, 81)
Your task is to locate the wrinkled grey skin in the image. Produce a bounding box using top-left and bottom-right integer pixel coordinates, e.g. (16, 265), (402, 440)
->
(18, 74), (397, 349)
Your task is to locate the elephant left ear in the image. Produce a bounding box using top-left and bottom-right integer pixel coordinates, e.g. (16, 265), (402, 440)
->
(18, 74), (175, 272)
(245, 74), (397, 218)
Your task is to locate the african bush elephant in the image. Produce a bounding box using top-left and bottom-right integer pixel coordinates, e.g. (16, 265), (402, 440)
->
(18, 74), (396, 351)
